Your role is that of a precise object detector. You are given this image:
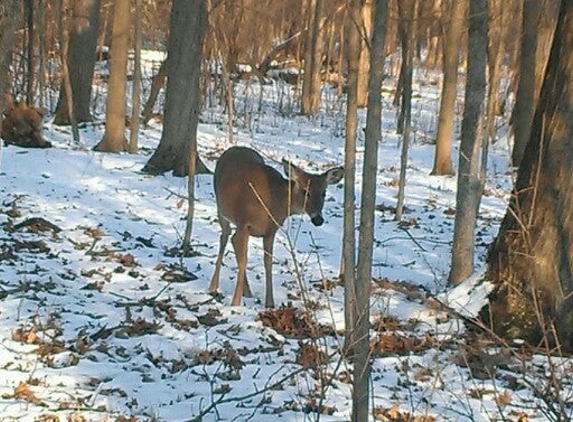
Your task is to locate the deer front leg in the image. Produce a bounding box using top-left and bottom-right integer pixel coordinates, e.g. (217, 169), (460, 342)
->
(209, 216), (231, 293)
(231, 227), (250, 306)
(263, 233), (276, 308)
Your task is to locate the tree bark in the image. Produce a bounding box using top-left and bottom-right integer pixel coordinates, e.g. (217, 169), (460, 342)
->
(354, 1), (388, 420)
(343, 0), (361, 353)
(484, 0), (507, 145)
(449, 0), (488, 285)
(395, 0), (417, 221)
(356, 0), (373, 108)
(25, 0), (34, 105)
(486, 0), (573, 351)
(511, 0), (558, 167)
(54, 0), (101, 125)
(58, 0), (81, 143)
(142, 0), (208, 176)
(301, 0), (324, 114)
(0, 0), (17, 116)
(431, 0), (467, 176)
(94, 0), (130, 152)
(142, 59), (166, 124)
(129, 0), (142, 154)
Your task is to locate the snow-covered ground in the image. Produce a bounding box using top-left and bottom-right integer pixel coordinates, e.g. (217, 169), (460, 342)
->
(1, 70), (571, 421)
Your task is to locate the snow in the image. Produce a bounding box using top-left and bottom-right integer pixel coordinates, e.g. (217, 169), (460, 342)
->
(0, 71), (571, 421)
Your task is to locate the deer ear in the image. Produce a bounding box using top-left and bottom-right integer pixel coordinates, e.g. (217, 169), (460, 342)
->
(325, 167), (344, 185)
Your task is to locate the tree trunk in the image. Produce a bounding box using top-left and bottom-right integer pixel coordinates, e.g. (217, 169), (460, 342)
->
(449, 0), (487, 285)
(129, 0), (142, 154)
(395, 0), (417, 221)
(356, 0), (373, 108)
(484, 0), (507, 145)
(25, 0), (35, 105)
(486, 0), (573, 351)
(424, 0), (443, 69)
(58, 0), (81, 143)
(301, 0), (324, 114)
(142, 0), (208, 176)
(395, 0), (417, 136)
(142, 59), (166, 124)
(431, 0), (467, 176)
(54, 0), (101, 125)
(510, 0), (558, 167)
(354, 1), (388, 420)
(94, 0), (130, 152)
(343, 0), (361, 353)
(0, 0), (17, 115)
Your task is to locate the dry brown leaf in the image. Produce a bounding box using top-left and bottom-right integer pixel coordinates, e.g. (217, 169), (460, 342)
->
(296, 341), (327, 369)
(2, 381), (46, 406)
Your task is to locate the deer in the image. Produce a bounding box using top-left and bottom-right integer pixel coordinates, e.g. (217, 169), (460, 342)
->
(1, 94), (50, 148)
(209, 146), (344, 307)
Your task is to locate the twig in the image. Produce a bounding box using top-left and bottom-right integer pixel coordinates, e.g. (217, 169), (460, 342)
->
(185, 366), (306, 422)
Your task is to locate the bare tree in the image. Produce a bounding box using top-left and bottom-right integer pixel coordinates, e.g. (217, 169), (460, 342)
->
(449, 0), (488, 285)
(24, 0), (34, 105)
(356, 0), (373, 108)
(141, 59), (166, 125)
(343, 0), (361, 351)
(431, 0), (466, 175)
(395, 0), (417, 221)
(54, 0), (101, 125)
(486, 0), (573, 351)
(484, 0), (507, 146)
(94, 0), (130, 152)
(0, 0), (17, 116)
(129, 0), (142, 154)
(510, 0), (558, 167)
(301, 0), (324, 114)
(354, 1), (388, 420)
(142, 0), (208, 176)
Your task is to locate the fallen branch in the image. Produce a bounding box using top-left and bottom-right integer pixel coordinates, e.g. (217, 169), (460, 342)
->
(185, 366), (306, 422)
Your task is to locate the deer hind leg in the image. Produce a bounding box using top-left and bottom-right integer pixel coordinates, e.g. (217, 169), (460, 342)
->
(231, 227), (250, 306)
(209, 216), (231, 293)
(263, 233), (276, 308)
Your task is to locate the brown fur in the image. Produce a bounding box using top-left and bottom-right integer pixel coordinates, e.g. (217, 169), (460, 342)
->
(2, 97), (50, 148)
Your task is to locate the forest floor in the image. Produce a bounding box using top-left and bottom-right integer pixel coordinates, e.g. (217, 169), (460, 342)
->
(1, 70), (572, 421)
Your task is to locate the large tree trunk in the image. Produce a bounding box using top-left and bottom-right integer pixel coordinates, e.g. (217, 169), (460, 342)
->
(431, 0), (466, 176)
(510, 0), (558, 167)
(354, 0), (388, 420)
(449, 0), (487, 285)
(94, 0), (129, 152)
(54, 0), (101, 125)
(486, 0), (573, 351)
(143, 0), (208, 176)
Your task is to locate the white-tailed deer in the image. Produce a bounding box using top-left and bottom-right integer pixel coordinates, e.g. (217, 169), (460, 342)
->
(209, 146), (344, 307)
(1, 94), (50, 148)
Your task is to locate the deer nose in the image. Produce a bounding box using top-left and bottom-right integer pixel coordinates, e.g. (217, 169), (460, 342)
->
(311, 215), (324, 226)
